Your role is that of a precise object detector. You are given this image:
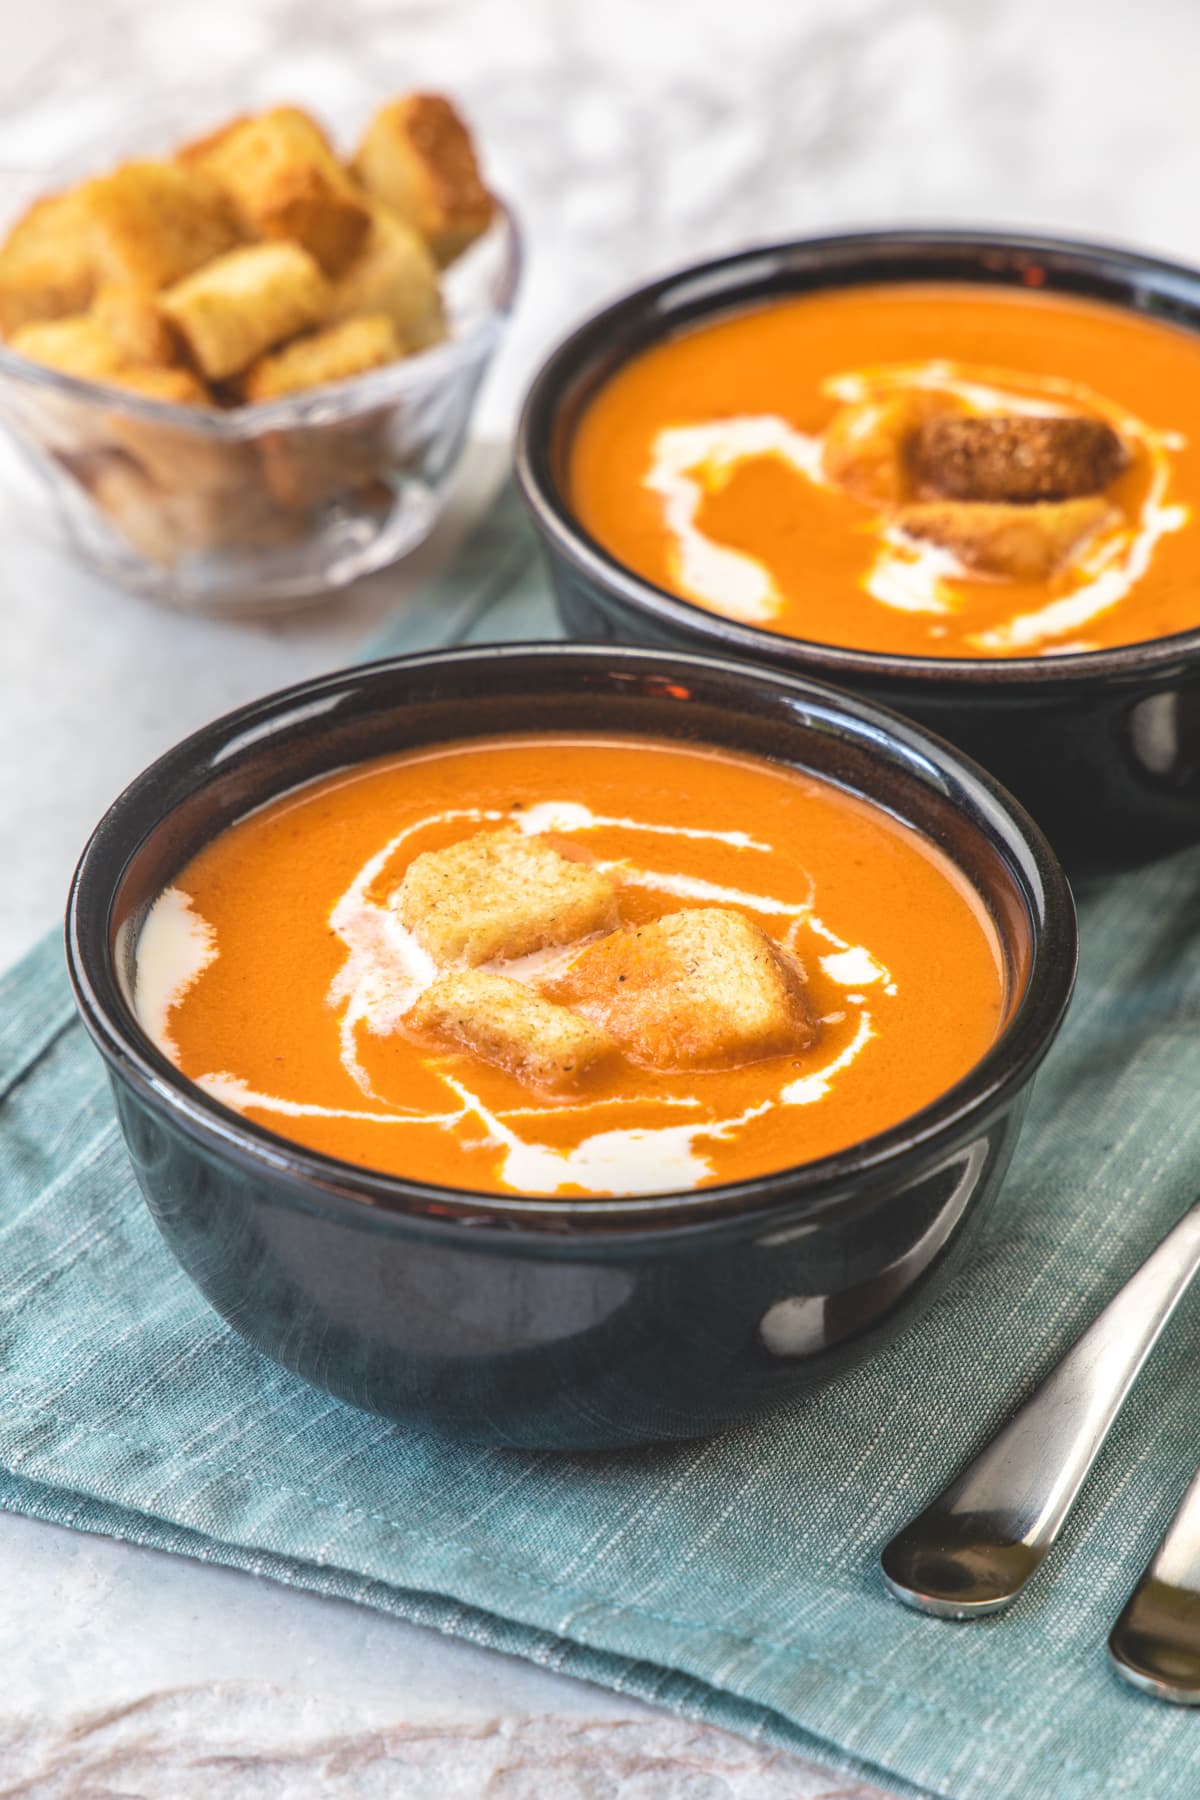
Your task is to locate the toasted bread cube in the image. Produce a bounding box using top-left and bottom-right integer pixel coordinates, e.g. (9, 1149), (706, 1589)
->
(353, 93), (493, 266)
(79, 161), (241, 290)
(10, 315), (125, 380)
(102, 365), (247, 493)
(241, 313), (401, 402)
(407, 970), (614, 1092)
(895, 497), (1116, 581)
(89, 282), (180, 367)
(105, 364), (210, 405)
(326, 205), (445, 349)
(185, 107), (370, 275)
(552, 908), (818, 1071)
(0, 190), (97, 335)
(823, 390), (965, 506)
(159, 242), (329, 380)
(397, 827), (619, 967)
(910, 413), (1130, 503)
(79, 448), (298, 565)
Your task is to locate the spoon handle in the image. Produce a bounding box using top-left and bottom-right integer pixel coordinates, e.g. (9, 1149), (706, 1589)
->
(881, 1195), (1200, 1618)
(1110, 1466), (1200, 1704)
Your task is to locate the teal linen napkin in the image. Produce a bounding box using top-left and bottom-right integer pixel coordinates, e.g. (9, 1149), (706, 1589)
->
(4, 483), (1200, 1800)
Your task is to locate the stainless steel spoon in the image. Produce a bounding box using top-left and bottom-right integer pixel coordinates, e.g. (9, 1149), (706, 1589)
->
(881, 1193), (1200, 1618)
(1110, 1465), (1200, 1704)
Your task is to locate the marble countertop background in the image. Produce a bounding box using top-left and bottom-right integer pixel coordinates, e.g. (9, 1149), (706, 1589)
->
(3, 0), (1199, 1791)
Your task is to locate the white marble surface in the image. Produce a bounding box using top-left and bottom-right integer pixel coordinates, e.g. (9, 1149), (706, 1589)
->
(5, 0), (1200, 1791)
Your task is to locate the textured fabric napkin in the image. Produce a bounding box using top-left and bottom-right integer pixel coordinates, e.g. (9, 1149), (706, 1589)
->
(4, 483), (1200, 1800)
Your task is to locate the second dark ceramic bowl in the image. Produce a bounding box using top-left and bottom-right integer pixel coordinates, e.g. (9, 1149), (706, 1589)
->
(516, 229), (1200, 870)
(66, 645), (1076, 1449)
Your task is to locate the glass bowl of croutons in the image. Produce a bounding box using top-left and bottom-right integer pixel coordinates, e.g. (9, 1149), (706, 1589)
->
(0, 94), (519, 613)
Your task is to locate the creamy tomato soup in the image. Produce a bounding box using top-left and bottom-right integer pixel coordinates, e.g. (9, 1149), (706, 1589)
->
(135, 734), (1008, 1198)
(569, 283), (1200, 658)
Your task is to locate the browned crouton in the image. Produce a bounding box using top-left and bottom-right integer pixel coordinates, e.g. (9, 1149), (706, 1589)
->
(241, 313), (401, 401)
(184, 107), (371, 275)
(552, 908), (818, 1071)
(909, 414), (1130, 503)
(407, 970), (614, 1092)
(9, 315), (125, 380)
(397, 827), (619, 967)
(352, 94), (493, 266)
(105, 365), (211, 405)
(89, 282), (180, 367)
(0, 190), (97, 336)
(326, 205), (445, 349)
(159, 242), (329, 380)
(895, 497), (1116, 581)
(78, 448), (297, 564)
(823, 390), (966, 506)
(79, 161), (241, 290)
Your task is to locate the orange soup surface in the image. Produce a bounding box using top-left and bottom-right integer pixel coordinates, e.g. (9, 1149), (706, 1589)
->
(569, 284), (1200, 658)
(136, 735), (1009, 1197)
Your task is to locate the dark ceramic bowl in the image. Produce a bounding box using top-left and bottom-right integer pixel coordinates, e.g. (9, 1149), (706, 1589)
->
(515, 229), (1200, 870)
(66, 644), (1076, 1449)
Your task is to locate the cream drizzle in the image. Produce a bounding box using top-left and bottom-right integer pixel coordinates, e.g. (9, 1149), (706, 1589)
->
(642, 359), (1189, 653)
(133, 886), (218, 1061)
(136, 801), (898, 1197)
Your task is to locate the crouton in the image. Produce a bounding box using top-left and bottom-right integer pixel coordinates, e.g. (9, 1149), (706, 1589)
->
(79, 161), (241, 290)
(909, 414), (1130, 503)
(104, 364), (210, 405)
(352, 93), (493, 266)
(9, 315), (125, 381)
(895, 497), (1116, 581)
(0, 190), (97, 336)
(406, 970), (614, 1092)
(89, 282), (180, 367)
(551, 908), (818, 1071)
(159, 242), (329, 380)
(184, 107), (371, 275)
(77, 448), (298, 564)
(823, 390), (965, 506)
(240, 313), (401, 401)
(396, 827), (619, 967)
(326, 205), (445, 348)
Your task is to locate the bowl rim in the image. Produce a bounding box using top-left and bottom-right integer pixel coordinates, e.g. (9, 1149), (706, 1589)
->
(65, 641), (1078, 1239)
(0, 199), (522, 435)
(515, 224), (1200, 687)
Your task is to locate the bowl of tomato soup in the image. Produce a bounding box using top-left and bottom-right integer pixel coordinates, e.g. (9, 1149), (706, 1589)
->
(517, 230), (1200, 867)
(67, 645), (1075, 1447)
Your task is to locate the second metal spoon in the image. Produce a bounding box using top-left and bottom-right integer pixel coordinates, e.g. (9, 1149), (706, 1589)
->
(881, 1192), (1200, 1618)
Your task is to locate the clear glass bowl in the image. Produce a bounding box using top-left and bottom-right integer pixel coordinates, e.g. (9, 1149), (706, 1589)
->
(0, 191), (520, 615)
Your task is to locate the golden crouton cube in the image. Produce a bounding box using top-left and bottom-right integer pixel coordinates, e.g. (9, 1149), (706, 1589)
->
(185, 107), (370, 275)
(241, 313), (401, 402)
(10, 315), (125, 380)
(78, 448), (298, 566)
(89, 282), (180, 367)
(552, 908), (818, 1071)
(243, 316), (403, 509)
(0, 190), (97, 336)
(895, 497), (1116, 581)
(353, 93), (494, 266)
(823, 390), (965, 506)
(396, 827), (619, 967)
(79, 161), (242, 290)
(326, 205), (445, 349)
(909, 414), (1130, 503)
(104, 364), (210, 405)
(407, 970), (614, 1092)
(159, 242), (329, 380)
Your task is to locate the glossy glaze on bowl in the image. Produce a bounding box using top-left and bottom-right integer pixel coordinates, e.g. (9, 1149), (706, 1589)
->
(516, 230), (1200, 869)
(67, 645), (1077, 1447)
